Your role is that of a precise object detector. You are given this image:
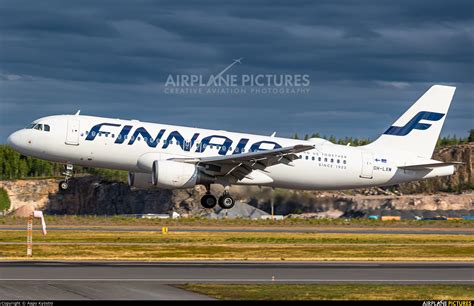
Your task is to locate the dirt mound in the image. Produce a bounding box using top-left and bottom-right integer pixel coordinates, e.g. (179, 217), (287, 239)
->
(9, 204), (34, 217)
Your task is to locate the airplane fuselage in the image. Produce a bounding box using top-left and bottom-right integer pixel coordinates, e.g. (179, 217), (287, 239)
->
(7, 114), (453, 190)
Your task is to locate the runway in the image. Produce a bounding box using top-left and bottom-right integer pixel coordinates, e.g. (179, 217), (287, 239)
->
(1, 226), (472, 235)
(0, 261), (472, 299)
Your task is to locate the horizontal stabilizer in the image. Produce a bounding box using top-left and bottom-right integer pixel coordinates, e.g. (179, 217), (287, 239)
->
(398, 161), (463, 170)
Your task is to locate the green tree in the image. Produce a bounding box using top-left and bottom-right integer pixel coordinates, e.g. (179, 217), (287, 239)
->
(0, 187), (10, 211)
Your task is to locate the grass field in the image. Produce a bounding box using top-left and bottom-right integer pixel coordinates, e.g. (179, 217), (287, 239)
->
(1, 215), (473, 228)
(0, 230), (472, 261)
(178, 284), (474, 300)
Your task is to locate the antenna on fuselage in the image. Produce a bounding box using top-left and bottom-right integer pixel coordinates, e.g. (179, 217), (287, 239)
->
(270, 132), (276, 137)
(74, 110), (81, 115)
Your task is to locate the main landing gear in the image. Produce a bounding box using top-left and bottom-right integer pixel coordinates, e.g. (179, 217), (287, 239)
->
(200, 185), (235, 210)
(58, 163), (74, 191)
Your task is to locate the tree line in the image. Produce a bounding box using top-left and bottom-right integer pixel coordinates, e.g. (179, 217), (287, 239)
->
(293, 129), (474, 147)
(0, 129), (472, 180)
(0, 145), (127, 181)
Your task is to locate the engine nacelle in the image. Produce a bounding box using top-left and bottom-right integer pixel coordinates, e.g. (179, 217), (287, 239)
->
(152, 160), (214, 189)
(128, 172), (153, 189)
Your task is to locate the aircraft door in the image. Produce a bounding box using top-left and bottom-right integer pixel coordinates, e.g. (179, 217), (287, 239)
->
(65, 119), (80, 146)
(360, 151), (373, 179)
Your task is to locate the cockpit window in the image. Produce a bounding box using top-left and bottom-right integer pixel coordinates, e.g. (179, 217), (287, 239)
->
(27, 123), (51, 132)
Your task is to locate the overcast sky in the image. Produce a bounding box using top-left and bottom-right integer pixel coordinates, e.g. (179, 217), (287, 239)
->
(0, 0), (472, 142)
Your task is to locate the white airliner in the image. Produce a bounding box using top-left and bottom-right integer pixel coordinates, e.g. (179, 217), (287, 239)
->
(7, 85), (460, 209)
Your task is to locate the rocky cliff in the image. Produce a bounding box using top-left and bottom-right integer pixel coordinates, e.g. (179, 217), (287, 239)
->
(398, 143), (473, 193)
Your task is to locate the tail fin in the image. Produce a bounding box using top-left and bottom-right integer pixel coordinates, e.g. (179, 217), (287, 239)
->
(366, 85), (456, 158)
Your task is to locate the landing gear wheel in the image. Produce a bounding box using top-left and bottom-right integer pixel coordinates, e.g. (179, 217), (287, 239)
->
(60, 163), (74, 191)
(201, 194), (217, 209)
(59, 180), (69, 191)
(218, 194), (235, 209)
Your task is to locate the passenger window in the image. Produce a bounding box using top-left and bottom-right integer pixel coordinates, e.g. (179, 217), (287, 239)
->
(337, 159), (340, 163)
(324, 158), (327, 162)
(305, 156), (308, 160)
(331, 158), (334, 163)
(312, 157), (315, 161)
(318, 157), (321, 161)
(343, 160), (347, 164)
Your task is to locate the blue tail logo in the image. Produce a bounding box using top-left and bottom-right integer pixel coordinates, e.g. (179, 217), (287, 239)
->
(384, 111), (445, 136)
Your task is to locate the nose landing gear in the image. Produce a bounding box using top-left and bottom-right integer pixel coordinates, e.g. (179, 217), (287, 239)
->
(58, 163), (74, 191)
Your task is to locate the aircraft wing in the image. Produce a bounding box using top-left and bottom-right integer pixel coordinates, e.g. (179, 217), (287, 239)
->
(398, 161), (463, 170)
(169, 144), (314, 180)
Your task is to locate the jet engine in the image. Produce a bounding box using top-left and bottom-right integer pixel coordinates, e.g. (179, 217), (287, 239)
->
(152, 160), (214, 189)
(127, 172), (154, 189)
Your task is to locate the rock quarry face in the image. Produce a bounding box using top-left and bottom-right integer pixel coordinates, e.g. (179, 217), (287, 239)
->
(0, 179), (57, 213)
(0, 143), (472, 217)
(1, 177), (472, 218)
(398, 143), (473, 193)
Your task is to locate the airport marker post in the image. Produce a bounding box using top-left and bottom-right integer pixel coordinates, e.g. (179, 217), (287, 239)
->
(270, 188), (275, 220)
(26, 211), (47, 257)
(26, 215), (33, 256)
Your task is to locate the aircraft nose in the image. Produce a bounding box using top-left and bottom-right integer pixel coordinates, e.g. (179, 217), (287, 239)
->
(7, 131), (18, 148)
(7, 130), (26, 152)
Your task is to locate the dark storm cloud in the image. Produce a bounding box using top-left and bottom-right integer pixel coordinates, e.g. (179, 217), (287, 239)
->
(0, 0), (472, 142)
